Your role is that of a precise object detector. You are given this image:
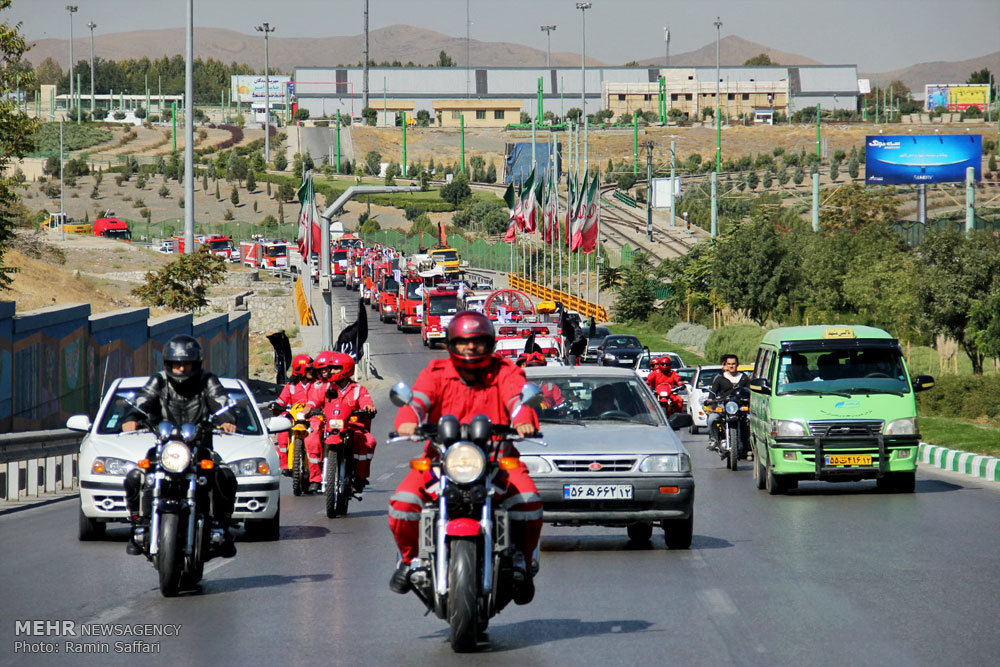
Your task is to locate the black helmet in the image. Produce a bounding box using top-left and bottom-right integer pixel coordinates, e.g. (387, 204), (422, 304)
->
(163, 335), (202, 383)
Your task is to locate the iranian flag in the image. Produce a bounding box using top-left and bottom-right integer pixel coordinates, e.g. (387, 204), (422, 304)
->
(570, 171), (590, 251)
(502, 183), (518, 243)
(295, 175), (321, 262)
(543, 174), (557, 243)
(563, 174), (576, 248)
(521, 168), (537, 233)
(579, 173), (601, 253)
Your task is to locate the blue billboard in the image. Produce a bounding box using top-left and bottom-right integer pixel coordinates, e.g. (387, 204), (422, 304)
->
(865, 134), (981, 185)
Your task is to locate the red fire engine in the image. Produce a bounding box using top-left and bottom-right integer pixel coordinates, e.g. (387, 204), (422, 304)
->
(240, 239), (289, 270)
(421, 285), (460, 348)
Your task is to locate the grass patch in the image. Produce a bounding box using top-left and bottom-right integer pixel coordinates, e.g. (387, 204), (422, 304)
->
(32, 122), (112, 152)
(920, 416), (1000, 458)
(608, 322), (706, 367)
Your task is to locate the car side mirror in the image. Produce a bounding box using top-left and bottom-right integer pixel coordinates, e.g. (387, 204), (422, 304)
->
(912, 375), (935, 392)
(66, 414), (92, 432)
(749, 377), (771, 394)
(668, 413), (692, 430)
(266, 416), (292, 433)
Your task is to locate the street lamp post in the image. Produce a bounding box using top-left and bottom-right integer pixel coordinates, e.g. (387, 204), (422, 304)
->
(87, 21), (96, 114)
(255, 22), (275, 165)
(576, 3), (591, 119)
(66, 6), (78, 113)
(540, 25), (556, 68)
(714, 16), (723, 171)
(184, 0), (194, 253)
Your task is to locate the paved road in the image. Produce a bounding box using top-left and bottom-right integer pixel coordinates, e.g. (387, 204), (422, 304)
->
(2, 286), (999, 665)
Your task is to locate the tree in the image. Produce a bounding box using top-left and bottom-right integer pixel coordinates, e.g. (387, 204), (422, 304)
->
(245, 169), (256, 192)
(440, 173), (471, 205)
(415, 109), (431, 127)
(599, 265), (621, 291)
(277, 182), (296, 201)
(792, 165), (804, 185)
(408, 213), (436, 237)
(294, 107), (310, 121)
(829, 160), (840, 181)
(132, 250), (227, 312)
(364, 150), (382, 176)
(614, 252), (658, 322)
(847, 155), (860, 180)
(273, 152), (288, 171)
(359, 218), (381, 235)
(230, 185), (240, 206)
(819, 184), (897, 235)
(915, 230), (1000, 375)
(35, 56), (62, 86)
(743, 53), (776, 66)
(228, 153), (248, 185)
(436, 50), (455, 67)
(361, 107), (377, 126)
(158, 184), (170, 198)
(215, 181), (220, 200)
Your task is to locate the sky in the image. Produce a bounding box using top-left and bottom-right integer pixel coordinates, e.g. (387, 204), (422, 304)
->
(7, 0), (1000, 73)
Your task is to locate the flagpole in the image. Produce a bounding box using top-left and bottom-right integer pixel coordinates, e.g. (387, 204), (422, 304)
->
(595, 173), (602, 314)
(584, 116), (589, 304)
(305, 171), (312, 309)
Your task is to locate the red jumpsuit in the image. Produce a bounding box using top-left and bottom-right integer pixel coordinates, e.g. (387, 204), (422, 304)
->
(647, 369), (683, 413)
(273, 379), (311, 469)
(322, 380), (378, 480)
(389, 357), (543, 564)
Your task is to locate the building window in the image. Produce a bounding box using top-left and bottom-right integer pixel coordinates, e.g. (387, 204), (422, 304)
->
(671, 94), (679, 101)
(643, 94), (651, 101)
(684, 94), (693, 101)
(742, 93), (750, 101)
(476, 110), (486, 120)
(618, 94), (626, 101)
(728, 93), (735, 100)
(451, 110), (461, 120)
(494, 110), (504, 120)
(687, 75), (694, 80)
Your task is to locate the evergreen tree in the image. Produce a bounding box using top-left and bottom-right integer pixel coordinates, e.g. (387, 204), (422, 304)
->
(231, 185), (239, 206)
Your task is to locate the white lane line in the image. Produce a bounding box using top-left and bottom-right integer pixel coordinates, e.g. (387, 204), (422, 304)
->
(203, 558), (233, 576)
(86, 603), (132, 627)
(699, 588), (738, 615)
(676, 549), (707, 568)
(377, 472), (394, 481)
(395, 464), (408, 469)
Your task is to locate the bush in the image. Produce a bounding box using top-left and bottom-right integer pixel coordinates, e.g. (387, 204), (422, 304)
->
(440, 173), (471, 205)
(915, 375), (1000, 420)
(274, 152), (288, 171)
(223, 208), (234, 221)
(704, 325), (767, 368)
(294, 108), (310, 121)
(666, 322), (711, 354)
(261, 214), (278, 228)
(158, 184), (170, 198)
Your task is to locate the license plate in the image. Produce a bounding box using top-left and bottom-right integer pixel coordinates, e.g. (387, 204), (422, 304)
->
(328, 419), (344, 430)
(825, 454), (872, 466)
(563, 484), (633, 500)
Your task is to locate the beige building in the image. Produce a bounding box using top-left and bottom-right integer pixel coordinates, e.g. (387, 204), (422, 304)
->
(372, 100), (417, 127)
(603, 69), (788, 123)
(433, 99), (524, 127)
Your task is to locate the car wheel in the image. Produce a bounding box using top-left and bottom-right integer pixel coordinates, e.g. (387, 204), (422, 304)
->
(627, 522), (653, 543)
(753, 445), (767, 490)
(690, 422), (699, 435)
(766, 466), (793, 495)
(662, 514), (693, 550)
(78, 503), (106, 541)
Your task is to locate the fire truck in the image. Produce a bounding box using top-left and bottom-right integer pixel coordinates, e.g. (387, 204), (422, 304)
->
(240, 239), (289, 271)
(377, 270), (400, 323)
(331, 246), (349, 285)
(421, 285), (460, 348)
(93, 214), (131, 240)
(396, 272), (426, 332)
(173, 235), (237, 261)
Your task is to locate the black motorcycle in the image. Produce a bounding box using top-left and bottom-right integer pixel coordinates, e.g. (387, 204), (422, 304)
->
(126, 396), (236, 597)
(707, 386), (751, 471)
(388, 382), (544, 653)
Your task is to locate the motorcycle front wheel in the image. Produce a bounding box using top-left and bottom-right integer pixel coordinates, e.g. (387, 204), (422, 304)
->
(448, 538), (480, 653)
(335, 447), (351, 516)
(728, 425), (739, 471)
(324, 449), (341, 518)
(157, 513), (183, 597)
(292, 436), (306, 497)
(180, 517), (208, 589)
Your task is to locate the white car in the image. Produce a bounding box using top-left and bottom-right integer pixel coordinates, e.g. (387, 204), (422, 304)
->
(634, 351), (686, 381)
(70, 376), (286, 542)
(686, 364), (753, 434)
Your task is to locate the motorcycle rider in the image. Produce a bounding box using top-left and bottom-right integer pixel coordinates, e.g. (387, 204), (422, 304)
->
(316, 351), (378, 493)
(271, 354), (315, 472)
(706, 354), (749, 451)
(121, 335), (239, 558)
(646, 357), (684, 415)
(389, 311), (543, 605)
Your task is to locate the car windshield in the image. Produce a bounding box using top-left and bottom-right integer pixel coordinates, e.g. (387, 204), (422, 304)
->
(534, 376), (661, 425)
(428, 295), (458, 315)
(603, 336), (639, 350)
(405, 282), (422, 299)
(589, 327), (610, 341)
(266, 246), (286, 257)
(696, 368), (721, 389)
(106, 229), (130, 239)
(776, 348), (910, 395)
(98, 387), (263, 436)
(677, 368), (696, 384)
(209, 240), (231, 250)
(432, 250), (458, 262)
(382, 277), (399, 292)
(333, 250), (348, 261)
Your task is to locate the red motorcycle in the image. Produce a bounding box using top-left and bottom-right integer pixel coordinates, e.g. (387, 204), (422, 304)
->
(655, 382), (685, 417)
(321, 407), (373, 518)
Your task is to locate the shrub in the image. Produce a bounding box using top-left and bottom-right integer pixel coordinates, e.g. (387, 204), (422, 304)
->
(261, 214), (278, 228)
(158, 184), (170, 198)
(915, 375), (1000, 421)
(440, 173), (471, 205)
(133, 198), (146, 209)
(704, 325), (767, 367)
(223, 208), (234, 221)
(294, 108), (310, 121)
(666, 322), (711, 354)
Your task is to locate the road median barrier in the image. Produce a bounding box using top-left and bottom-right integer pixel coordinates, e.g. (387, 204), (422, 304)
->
(919, 442), (1000, 483)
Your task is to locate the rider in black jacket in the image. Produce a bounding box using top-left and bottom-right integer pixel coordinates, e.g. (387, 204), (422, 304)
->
(706, 354), (749, 450)
(122, 335), (239, 557)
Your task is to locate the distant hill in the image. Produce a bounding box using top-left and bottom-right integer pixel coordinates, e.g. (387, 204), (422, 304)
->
(24, 25), (603, 73)
(633, 35), (822, 67)
(864, 50), (1000, 94)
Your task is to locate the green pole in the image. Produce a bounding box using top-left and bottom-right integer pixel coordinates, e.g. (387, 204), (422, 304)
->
(402, 111), (407, 177)
(460, 114), (465, 174)
(659, 76), (666, 123)
(172, 101), (177, 152)
(716, 106), (722, 171)
(336, 110), (341, 173)
(966, 166), (975, 234)
(76, 74), (82, 123)
(816, 103), (821, 159)
(537, 77), (543, 124)
(158, 76), (162, 114)
(220, 89), (224, 121)
(632, 112), (638, 175)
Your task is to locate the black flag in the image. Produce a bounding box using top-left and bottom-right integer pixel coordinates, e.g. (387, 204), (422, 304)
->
(335, 297), (369, 362)
(265, 330), (293, 385)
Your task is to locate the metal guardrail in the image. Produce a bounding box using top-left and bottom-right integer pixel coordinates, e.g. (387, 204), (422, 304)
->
(0, 429), (82, 502)
(508, 274), (609, 322)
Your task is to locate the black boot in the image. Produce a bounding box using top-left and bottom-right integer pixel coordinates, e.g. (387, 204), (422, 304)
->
(510, 551), (535, 605)
(126, 524), (144, 556)
(352, 477), (369, 493)
(389, 561), (412, 594)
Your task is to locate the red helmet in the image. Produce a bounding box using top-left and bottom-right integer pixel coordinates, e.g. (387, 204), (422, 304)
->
(524, 351), (547, 367)
(290, 354), (313, 378)
(447, 310), (496, 371)
(314, 351), (355, 383)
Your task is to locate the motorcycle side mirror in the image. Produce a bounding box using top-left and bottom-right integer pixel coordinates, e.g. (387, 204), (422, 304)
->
(156, 421), (175, 441)
(468, 414), (492, 446)
(748, 377), (771, 394)
(390, 382), (414, 408)
(180, 423), (199, 443)
(438, 414), (461, 445)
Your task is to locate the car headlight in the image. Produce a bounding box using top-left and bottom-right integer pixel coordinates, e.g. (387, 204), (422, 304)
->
(639, 454), (680, 472)
(443, 443), (486, 484)
(884, 417), (917, 435)
(160, 442), (192, 473)
(725, 401), (740, 415)
(604, 353), (617, 361)
(520, 456), (552, 474)
(770, 419), (809, 437)
(227, 458), (271, 476)
(92, 457), (136, 476)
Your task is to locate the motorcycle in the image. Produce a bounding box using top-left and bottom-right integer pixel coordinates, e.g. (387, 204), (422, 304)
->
(655, 382), (685, 417)
(125, 395), (236, 597)
(706, 387), (751, 471)
(287, 402), (321, 496)
(322, 408), (371, 518)
(388, 381), (545, 653)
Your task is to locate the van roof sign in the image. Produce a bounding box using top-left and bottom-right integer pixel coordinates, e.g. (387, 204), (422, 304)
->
(823, 327), (855, 339)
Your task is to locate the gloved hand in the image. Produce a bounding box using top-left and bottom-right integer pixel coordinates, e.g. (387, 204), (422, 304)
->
(270, 402), (282, 416)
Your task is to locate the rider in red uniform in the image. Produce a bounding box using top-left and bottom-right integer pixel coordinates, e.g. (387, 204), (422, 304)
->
(389, 311), (542, 605)
(318, 351), (377, 493)
(646, 357), (683, 414)
(303, 351), (337, 492)
(271, 354), (314, 471)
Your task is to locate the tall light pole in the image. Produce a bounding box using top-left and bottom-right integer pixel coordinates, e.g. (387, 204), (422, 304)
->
(576, 3), (591, 118)
(255, 22), (275, 164)
(86, 21), (96, 114)
(466, 0), (471, 97)
(362, 0), (369, 109)
(714, 16), (722, 123)
(664, 26), (670, 68)
(540, 25), (556, 68)
(184, 0), (194, 253)
(66, 6), (78, 111)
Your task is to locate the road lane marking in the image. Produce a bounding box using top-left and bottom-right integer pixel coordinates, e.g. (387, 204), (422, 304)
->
(377, 473), (394, 481)
(699, 588), (738, 615)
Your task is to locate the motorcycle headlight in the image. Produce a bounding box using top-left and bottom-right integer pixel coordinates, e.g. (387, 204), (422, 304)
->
(443, 443), (486, 484)
(92, 457), (136, 476)
(885, 417), (917, 435)
(770, 419), (809, 437)
(725, 401), (740, 415)
(160, 442), (192, 473)
(519, 456), (552, 474)
(226, 457), (270, 476)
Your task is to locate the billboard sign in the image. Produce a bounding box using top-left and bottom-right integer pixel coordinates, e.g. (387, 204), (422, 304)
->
(924, 84), (990, 112)
(865, 134), (981, 185)
(651, 177), (681, 209)
(231, 75), (291, 104)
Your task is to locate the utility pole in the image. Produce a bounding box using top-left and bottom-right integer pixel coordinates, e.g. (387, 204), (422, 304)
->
(87, 21), (96, 114)
(184, 0), (194, 253)
(664, 26), (670, 68)
(714, 16), (723, 170)
(255, 22), (275, 165)
(576, 3), (591, 118)
(643, 141), (654, 242)
(466, 0), (471, 97)
(66, 5), (77, 113)
(363, 0), (369, 109)
(540, 25), (556, 68)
